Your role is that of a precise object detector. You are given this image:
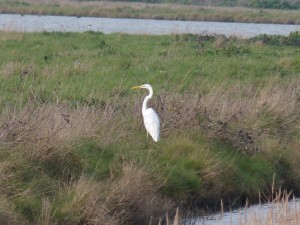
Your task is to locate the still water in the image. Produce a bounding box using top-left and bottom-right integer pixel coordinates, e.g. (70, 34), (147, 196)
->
(185, 198), (300, 225)
(1, 14), (300, 37)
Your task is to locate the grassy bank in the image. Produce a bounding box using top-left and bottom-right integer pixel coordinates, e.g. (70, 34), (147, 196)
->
(0, 31), (300, 224)
(1, 0), (300, 24)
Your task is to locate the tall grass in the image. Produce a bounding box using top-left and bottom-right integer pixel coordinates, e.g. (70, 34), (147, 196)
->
(244, 192), (300, 225)
(0, 31), (300, 224)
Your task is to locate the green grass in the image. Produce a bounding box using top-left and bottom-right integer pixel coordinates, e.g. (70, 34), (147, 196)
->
(0, 31), (300, 224)
(1, 32), (299, 104)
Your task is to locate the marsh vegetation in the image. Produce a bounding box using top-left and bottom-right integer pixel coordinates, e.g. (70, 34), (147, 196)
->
(0, 31), (300, 224)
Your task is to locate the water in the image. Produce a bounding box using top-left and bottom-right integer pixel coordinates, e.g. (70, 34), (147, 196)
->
(1, 14), (300, 37)
(185, 198), (300, 225)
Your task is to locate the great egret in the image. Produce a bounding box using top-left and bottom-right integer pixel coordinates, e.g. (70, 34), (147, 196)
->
(132, 84), (160, 142)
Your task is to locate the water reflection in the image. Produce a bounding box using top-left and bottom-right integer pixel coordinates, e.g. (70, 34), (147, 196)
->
(1, 14), (300, 37)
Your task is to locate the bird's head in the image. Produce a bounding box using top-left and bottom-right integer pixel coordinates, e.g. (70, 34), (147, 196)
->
(131, 84), (152, 90)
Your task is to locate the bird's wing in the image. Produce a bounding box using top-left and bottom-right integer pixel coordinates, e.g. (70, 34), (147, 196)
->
(143, 108), (160, 142)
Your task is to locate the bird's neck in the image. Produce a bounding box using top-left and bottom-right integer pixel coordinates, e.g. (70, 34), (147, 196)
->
(142, 88), (153, 112)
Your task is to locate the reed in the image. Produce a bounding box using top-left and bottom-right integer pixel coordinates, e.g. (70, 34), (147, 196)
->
(203, 190), (300, 225)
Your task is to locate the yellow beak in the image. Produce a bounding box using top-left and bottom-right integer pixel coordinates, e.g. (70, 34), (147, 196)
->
(131, 85), (142, 90)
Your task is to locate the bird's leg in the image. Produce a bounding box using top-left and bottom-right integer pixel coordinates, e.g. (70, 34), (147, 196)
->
(146, 132), (150, 150)
(146, 132), (153, 161)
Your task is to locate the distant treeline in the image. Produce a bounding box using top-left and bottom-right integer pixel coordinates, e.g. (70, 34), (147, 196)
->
(76, 0), (300, 9)
(248, 0), (300, 9)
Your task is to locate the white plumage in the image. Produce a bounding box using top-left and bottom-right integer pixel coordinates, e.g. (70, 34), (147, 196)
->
(132, 84), (160, 142)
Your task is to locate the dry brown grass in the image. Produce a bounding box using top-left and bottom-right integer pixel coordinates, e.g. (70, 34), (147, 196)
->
(0, 32), (26, 42)
(36, 164), (173, 225)
(0, 104), (102, 160)
(0, 160), (19, 197)
(17, 0), (299, 13)
(0, 96), (137, 160)
(0, 61), (23, 78)
(0, 77), (297, 151)
(156, 77), (300, 154)
(106, 164), (174, 225)
(38, 176), (120, 225)
(0, 194), (25, 225)
(0, 100), (173, 224)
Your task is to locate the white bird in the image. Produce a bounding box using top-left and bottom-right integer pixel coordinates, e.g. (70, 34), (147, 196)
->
(132, 84), (160, 142)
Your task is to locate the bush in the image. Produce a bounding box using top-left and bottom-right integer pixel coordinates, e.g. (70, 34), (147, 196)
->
(250, 32), (300, 46)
